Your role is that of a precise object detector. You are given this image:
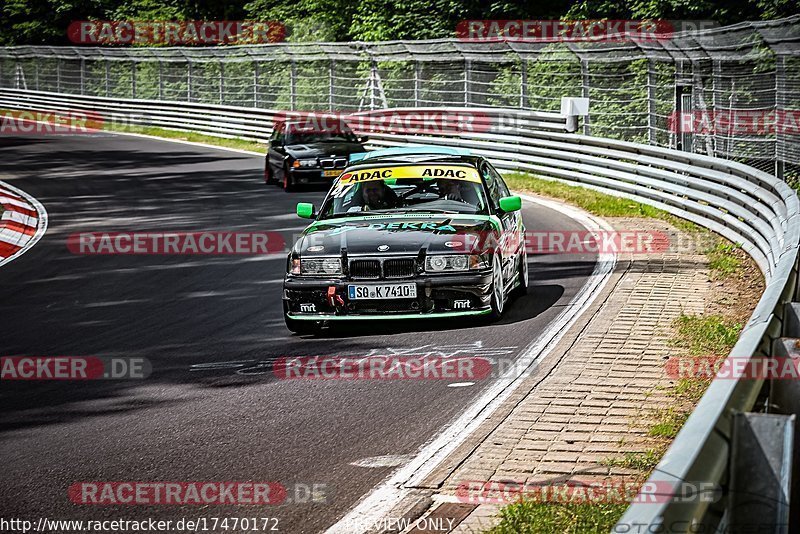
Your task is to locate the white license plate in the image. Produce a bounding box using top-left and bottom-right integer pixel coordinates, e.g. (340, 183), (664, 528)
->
(322, 169), (343, 177)
(348, 283), (417, 300)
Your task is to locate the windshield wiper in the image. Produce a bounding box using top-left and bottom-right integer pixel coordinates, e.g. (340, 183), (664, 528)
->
(397, 208), (461, 214)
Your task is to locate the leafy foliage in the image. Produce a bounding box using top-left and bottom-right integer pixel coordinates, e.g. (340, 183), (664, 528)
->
(1, 0), (793, 45)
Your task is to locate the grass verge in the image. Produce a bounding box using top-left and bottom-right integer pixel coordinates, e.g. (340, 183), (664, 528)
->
(504, 172), (701, 233)
(102, 124), (267, 154)
(488, 502), (629, 534)
(705, 241), (742, 278)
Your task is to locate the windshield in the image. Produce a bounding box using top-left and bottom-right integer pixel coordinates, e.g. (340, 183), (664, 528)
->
(318, 164), (489, 218)
(284, 128), (359, 145)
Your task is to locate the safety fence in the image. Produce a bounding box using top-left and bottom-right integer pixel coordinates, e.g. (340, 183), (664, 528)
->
(1, 16), (799, 179)
(0, 87), (799, 530)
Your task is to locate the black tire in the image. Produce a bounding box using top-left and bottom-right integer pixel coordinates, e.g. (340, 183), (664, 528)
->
(511, 247), (528, 298)
(264, 161), (274, 185)
(282, 164), (296, 192)
(487, 253), (505, 321)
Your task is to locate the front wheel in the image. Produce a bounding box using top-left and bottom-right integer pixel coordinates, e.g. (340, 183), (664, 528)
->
(511, 248), (528, 298)
(282, 164), (296, 192)
(487, 253), (505, 320)
(264, 162), (276, 185)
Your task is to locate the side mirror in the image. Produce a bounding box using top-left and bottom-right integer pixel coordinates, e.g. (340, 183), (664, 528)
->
(296, 202), (315, 219)
(359, 136), (369, 144)
(498, 195), (522, 213)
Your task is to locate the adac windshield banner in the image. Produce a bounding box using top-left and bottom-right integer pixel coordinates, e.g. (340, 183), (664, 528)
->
(337, 165), (481, 185)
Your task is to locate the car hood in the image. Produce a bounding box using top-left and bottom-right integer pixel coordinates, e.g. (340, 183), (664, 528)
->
(284, 142), (365, 159)
(296, 215), (496, 256)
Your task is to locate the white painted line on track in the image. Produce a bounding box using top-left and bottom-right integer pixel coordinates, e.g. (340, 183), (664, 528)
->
(325, 193), (618, 534)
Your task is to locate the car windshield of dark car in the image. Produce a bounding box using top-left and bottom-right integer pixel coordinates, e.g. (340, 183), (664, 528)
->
(318, 173), (489, 219)
(285, 130), (358, 145)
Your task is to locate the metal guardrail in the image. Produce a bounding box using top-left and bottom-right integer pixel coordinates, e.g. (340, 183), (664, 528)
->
(1, 88), (798, 530)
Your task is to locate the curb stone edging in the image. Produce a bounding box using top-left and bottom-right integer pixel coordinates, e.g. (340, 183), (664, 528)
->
(0, 180), (48, 267)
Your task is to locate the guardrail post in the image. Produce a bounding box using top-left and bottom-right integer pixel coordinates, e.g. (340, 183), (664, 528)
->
(730, 413), (793, 533)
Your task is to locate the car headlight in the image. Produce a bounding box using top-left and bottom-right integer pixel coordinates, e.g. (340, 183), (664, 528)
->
(425, 255), (486, 272)
(292, 159), (318, 168)
(297, 257), (342, 275)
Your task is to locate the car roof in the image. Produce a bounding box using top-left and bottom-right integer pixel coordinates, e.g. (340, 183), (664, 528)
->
(349, 146), (471, 162)
(344, 154), (482, 171)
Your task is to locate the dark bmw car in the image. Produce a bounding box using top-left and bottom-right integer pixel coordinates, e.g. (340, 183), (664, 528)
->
(264, 119), (368, 191)
(282, 146), (527, 334)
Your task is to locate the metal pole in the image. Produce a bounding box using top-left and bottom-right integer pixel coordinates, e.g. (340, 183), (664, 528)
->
(581, 59), (591, 135)
(328, 60), (334, 111)
(711, 59), (718, 157)
(80, 58), (85, 95)
(520, 58), (528, 109)
(253, 61), (259, 108)
(414, 61), (421, 107)
(131, 62), (136, 99)
(647, 60), (656, 145)
(56, 59), (61, 93)
(187, 61), (193, 102)
(35, 60), (39, 91)
(290, 61), (296, 111)
(219, 61), (224, 105)
(776, 56), (785, 180)
(158, 59), (163, 100)
(464, 59), (471, 106)
(105, 61), (110, 97)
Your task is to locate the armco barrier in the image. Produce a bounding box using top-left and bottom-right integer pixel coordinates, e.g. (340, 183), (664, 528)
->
(1, 88), (798, 530)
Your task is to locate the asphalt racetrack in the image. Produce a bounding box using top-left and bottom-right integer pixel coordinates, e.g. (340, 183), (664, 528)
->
(0, 133), (598, 533)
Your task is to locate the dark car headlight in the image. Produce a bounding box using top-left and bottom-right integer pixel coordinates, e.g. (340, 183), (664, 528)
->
(425, 254), (487, 272)
(291, 257), (342, 275)
(292, 159), (318, 168)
